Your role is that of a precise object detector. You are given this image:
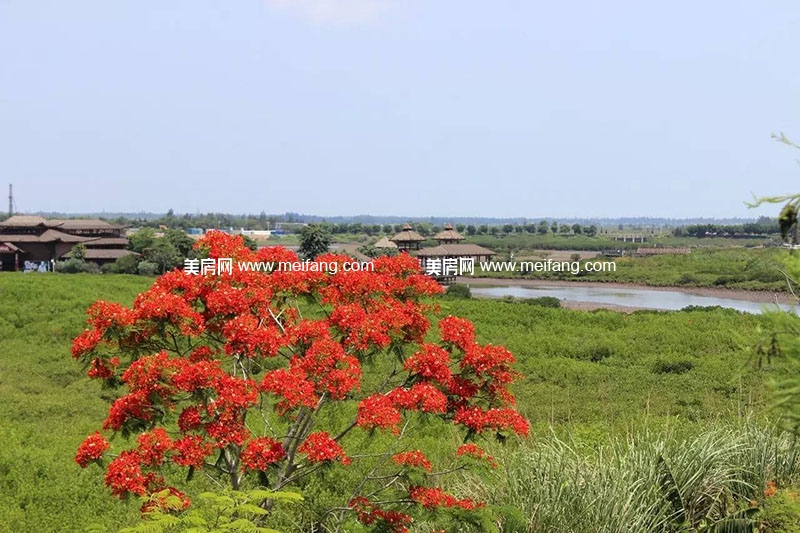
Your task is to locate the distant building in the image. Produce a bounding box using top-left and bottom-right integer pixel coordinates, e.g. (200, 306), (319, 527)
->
(432, 223), (465, 244)
(416, 243), (496, 265)
(373, 236), (398, 249)
(389, 224), (426, 251)
(395, 223), (496, 281)
(0, 215), (134, 270)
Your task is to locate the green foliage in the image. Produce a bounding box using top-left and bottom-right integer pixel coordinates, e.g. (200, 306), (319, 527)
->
(440, 298), (772, 429)
(70, 243), (87, 261)
(127, 227), (195, 273)
(759, 489), (800, 533)
(298, 224), (332, 260)
(443, 283), (472, 299)
(461, 423), (800, 533)
(146, 239), (183, 273)
(115, 253), (141, 274)
(521, 296), (561, 308)
(653, 358), (695, 375)
(55, 258), (100, 274)
(469, 247), (791, 291)
(138, 261), (160, 276)
(747, 180), (800, 436)
(0, 274), (797, 531)
(162, 229), (195, 258)
(357, 244), (398, 258)
(241, 235), (258, 252)
(0, 274), (151, 531)
(129, 227), (158, 254)
(119, 489), (302, 533)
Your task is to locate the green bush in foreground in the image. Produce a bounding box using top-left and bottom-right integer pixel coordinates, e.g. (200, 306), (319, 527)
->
(117, 489), (303, 533)
(460, 422), (800, 532)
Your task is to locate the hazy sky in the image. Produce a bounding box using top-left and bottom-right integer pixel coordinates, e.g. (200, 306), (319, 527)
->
(1, 1), (799, 218)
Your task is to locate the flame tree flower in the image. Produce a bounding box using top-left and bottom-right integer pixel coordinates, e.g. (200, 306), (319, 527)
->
(72, 231), (528, 529)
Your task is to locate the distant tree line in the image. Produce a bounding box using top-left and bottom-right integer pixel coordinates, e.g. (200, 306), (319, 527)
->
(108, 210), (294, 232)
(108, 213), (603, 238)
(673, 218), (779, 237)
(103, 210), (778, 241)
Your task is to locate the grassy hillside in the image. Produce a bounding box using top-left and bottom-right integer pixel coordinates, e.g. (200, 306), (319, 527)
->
(0, 274), (151, 531)
(0, 273), (790, 531)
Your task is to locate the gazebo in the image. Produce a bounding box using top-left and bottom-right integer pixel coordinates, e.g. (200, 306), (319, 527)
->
(373, 236), (398, 250)
(433, 223), (465, 245)
(389, 224), (426, 251)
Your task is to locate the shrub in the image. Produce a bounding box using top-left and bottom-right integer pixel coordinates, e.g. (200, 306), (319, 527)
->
(444, 283), (472, 299)
(136, 261), (159, 276)
(114, 254), (140, 274)
(573, 345), (613, 363)
(680, 305), (726, 312)
(358, 244), (398, 258)
(522, 296), (562, 308)
(55, 259), (100, 274)
(461, 424), (800, 533)
(71, 231), (529, 531)
(82, 262), (100, 274)
(653, 358), (694, 374)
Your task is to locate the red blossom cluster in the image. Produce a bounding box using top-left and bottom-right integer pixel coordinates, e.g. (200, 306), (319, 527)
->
(72, 232), (528, 526)
(75, 432), (109, 468)
(349, 497), (413, 533)
(137, 428), (173, 466)
(297, 432), (350, 465)
(392, 450), (433, 471)
(87, 356), (119, 380)
(438, 316), (475, 350)
(104, 450), (149, 497)
(241, 437), (286, 471)
(403, 344), (452, 383)
(456, 443), (498, 468)
(172, 435), (213, 468)
(453, 406), (530, 436)
(93, 428), (194, 501)
(409, 486), (483, 511)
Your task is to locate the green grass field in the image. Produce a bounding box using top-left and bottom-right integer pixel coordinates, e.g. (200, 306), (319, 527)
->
(464, 233), (772, 254)
(466, 247), (790, 291)
(0, 273), (794, 531)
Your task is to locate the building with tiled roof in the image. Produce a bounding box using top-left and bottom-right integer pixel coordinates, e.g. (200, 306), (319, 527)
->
(0, 215), (133, 270)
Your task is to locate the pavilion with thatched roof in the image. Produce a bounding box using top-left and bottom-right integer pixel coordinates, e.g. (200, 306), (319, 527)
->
(373, 236), (398, 249)
(433, 223), (465, 244)
(389, 224), (426, 251)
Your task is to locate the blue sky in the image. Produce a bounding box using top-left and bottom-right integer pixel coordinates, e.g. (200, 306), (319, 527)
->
(1, 1), (799, 218)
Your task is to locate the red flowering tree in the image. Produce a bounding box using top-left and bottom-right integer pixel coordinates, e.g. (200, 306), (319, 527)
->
(72, 231), (529, 531)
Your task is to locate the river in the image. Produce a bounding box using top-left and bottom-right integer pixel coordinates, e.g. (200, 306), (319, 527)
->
(469, 284), (796, 314)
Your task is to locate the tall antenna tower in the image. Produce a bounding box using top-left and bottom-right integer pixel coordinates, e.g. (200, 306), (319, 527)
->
(8, 184), (13, 216)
